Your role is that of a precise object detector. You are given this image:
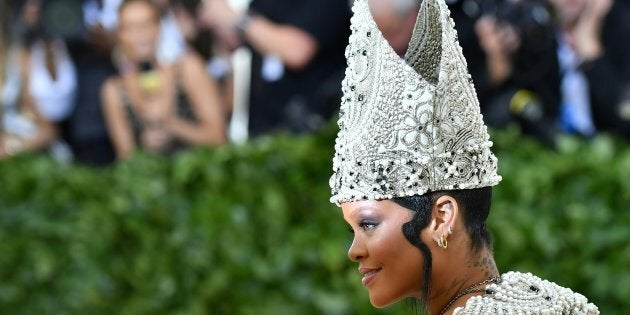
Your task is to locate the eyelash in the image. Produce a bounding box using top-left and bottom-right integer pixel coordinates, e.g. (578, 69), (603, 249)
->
(348, 221), (379, 234)
(359, 221), (378, 231)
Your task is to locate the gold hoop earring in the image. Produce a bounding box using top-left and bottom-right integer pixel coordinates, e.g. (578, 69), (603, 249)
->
(438, 235), (448, 249)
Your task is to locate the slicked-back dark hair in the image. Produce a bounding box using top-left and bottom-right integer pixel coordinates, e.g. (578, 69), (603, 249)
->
(392, 186), (493, 302)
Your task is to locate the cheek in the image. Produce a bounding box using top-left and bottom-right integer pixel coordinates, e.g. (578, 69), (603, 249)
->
(381, 240), (424, 292)
(141, 26), (159, 41)
(121, 30), (157, 57)
(367, 225), (425, 306)
(368, 226), (408, 263)
(119, 30), (137, 48)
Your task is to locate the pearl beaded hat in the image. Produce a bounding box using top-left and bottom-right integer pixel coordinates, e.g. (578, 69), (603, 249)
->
(330, 0), (502, 204)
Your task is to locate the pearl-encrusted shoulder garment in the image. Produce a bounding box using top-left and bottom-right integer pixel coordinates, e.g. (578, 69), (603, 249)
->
(454, 272), (599, 314)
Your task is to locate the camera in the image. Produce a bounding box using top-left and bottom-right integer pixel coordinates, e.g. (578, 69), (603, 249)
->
(494, 0), (554, 58)
(469, 0), (559, 146)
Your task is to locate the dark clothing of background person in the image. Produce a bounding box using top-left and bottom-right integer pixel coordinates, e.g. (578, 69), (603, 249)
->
(448, 1), (490, 105)
(66, 39), (117, 166)
(449, 0), (561, 146)
(246, 0), (351, 136)
(579, 2), (630, 137)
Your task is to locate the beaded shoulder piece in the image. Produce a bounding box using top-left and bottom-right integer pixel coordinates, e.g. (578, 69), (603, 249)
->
(454, 271), (600, 314)
(329, 0), (501, 204)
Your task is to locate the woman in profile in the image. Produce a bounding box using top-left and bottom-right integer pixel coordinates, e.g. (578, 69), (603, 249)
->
(329, 0), (599, 314)
(102, 0), (225, 159)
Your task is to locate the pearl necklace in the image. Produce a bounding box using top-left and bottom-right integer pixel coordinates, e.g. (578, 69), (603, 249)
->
(439, 275), (501, 315)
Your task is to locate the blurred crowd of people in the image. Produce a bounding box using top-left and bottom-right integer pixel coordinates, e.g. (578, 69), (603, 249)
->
(0, 0), (351, 165)
(373, 0), (630, 147)
(450, 0), (630, 146)
(1, 0), (629, 166)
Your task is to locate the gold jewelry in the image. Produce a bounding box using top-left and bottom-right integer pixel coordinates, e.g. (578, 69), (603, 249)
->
(439, 275), (502, 315)
(438, 235), (448, 249)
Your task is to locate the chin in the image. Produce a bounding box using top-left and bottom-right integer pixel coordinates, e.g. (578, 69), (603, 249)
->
(369, 297), (393, 308)
(368, 291), (403, 308)
(133, 52), (155, 62)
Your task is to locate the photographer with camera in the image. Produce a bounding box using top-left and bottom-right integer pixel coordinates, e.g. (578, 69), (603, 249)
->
(200, 0), (351, 136)
(550, 0), (630, 138)
(467, 0), (561, 147)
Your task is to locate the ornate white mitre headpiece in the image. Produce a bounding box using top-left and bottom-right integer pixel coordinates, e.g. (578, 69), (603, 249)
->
(330, 0), (502, 204)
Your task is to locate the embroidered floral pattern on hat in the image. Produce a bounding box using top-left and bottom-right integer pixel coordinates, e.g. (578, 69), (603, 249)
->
(330, 0), (501, 204)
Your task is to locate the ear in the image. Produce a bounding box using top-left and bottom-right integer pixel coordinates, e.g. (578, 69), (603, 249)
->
(429, 195), (459, 248)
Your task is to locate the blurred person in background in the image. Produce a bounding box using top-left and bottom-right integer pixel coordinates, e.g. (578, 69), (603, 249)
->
(156, 0), (237, 119)
(101, 0), (225, 159)
(168, 0), (217, 62)
(1, 0), (74, 161)
(450, 0), (561, 147)
(150, 0), (192, 65)
(368, 0), (419, 56)
(66, 0), (120, 166)
(201, 0), (351, 136)
(0, 1), (14, 148)
(550, 0), (630, 138)
(68, 0), (199, 166)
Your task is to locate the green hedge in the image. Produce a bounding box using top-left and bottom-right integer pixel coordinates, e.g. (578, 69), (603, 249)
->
(1, 127), (629, 314)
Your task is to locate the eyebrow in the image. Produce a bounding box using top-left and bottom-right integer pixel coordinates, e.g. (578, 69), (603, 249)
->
(349, 205), (380, 220)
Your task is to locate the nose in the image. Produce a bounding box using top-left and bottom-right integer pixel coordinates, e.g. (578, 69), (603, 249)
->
(347, 236), (366, 262)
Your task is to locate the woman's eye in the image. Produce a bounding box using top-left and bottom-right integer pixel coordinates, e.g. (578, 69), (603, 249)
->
(359, 221), (378, 231)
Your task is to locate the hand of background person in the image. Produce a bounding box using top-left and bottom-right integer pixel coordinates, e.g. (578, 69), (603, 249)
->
(475, 16), (520, 86)
(202, 0), (318, 69)
(0, 135), (25, 160)
(141, 96), (174, 151)
(570, 0), (612, 61)
(200, 0), (238, 28)
(140, 97), (172, 126)
(199, 0), (241, 50)
(141, 127), (172, 152)
(475, 16), (520, 58)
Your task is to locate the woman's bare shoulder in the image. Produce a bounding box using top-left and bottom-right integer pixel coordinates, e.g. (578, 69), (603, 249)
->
(101, 76), (124, 107)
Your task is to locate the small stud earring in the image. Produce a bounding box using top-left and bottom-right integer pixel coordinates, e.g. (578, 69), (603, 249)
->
(448, 226), (453, 235)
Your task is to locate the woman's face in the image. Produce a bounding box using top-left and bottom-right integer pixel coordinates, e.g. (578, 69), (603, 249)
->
(342, 199), (425, 307)
(118, 1), (159, 63)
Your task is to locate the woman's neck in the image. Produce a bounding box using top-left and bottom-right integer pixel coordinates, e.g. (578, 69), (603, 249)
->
(427, 247), (499, 315)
